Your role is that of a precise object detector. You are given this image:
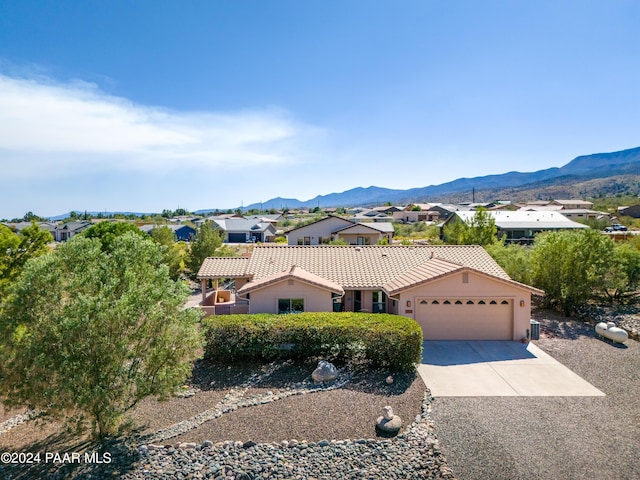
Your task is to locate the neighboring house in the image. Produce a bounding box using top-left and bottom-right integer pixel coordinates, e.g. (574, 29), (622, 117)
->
(139, 224), (196, 242)
(557, 209), (606, 222)
(197, 245), (543, 341)
(519, 204), (606, 221)
(244, 214), (284, 224)
(392, 204), (451, 223)
(518, 205), (564, 212)
(351, 209), (394, 222)
(618, 205), (640, 218)
(2, 221), (57, 238)
(550, 199), (594, 209)
(212, 218), (277, 243)
(488, 202), (519, 211)
(54, 221), (92, 242)
(286, 215), (393, 245)
(443, 211), (589, 244)
(194, 213), (243, 227)
(372, 205), (402, 215)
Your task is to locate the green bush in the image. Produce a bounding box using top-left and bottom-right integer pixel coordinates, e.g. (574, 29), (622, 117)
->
(202, 312), (422, 371)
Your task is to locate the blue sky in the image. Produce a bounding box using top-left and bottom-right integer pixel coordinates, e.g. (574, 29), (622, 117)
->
(1, 1), (639, 219)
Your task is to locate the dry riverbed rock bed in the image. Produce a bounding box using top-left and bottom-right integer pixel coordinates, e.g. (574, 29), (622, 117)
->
(0, 359), (456, 479)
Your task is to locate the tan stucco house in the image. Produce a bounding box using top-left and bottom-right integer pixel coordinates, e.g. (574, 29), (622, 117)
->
(286, 215), (393, 245)
(197, 245), (543, 341)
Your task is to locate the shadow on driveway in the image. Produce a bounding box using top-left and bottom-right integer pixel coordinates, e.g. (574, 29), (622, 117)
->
(422, 340), (537, 366)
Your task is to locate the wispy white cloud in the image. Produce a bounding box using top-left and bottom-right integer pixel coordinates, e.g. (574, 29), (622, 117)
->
(0, 73), (320, 178)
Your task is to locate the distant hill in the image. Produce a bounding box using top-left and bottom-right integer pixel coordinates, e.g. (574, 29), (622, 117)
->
(241, 146), (640, 209)
(51, 146), (640, 219)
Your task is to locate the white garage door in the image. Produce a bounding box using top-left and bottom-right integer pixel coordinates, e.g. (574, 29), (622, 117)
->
(416, 298), (513, 340)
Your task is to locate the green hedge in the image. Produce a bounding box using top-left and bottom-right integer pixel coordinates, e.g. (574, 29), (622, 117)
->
(202, 312), (422, 371)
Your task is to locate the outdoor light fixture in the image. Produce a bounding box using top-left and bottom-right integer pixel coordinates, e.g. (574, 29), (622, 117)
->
(406, 300), (411, 307)
(520, 300), (525, 307)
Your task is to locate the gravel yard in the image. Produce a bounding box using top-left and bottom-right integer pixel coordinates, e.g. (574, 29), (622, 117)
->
(1, 309), (637, 479)
(0, 360), (447, 479)
(430, 309), (640, 480)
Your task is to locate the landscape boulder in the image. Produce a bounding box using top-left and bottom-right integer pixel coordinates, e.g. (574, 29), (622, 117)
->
(311, 360), (338, 383)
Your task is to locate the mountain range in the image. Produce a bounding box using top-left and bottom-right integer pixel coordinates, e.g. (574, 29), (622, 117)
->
(237, 146), (640, 211)
(47, 146), (640, 219)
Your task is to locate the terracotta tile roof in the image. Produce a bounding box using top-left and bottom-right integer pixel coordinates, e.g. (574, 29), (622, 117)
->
(237, 265), (344, 295)
(231, 245), (510, 288)
(382, 258), (464, 295)
(197, 257), (251, 278)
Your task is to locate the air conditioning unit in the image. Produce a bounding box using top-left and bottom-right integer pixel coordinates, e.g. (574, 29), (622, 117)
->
(529, 320), (540, 340)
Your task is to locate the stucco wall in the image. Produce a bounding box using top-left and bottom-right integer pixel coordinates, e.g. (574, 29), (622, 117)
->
(337, 233), (380, 245)
(287, 217), (352, 245)
(248, 279), (335, 314)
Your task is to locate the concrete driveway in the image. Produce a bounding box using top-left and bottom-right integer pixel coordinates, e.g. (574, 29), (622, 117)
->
(418, 340), (605, 396)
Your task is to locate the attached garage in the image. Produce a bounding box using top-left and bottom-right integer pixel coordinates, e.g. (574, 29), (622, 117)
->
(416, 298), (513, 340)
(227, 232), (247, 243)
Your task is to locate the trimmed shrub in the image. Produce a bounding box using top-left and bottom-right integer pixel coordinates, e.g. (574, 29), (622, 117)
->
(202, 312), (422, 371)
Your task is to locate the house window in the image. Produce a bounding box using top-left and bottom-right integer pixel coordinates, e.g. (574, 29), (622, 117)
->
(297, 238), (303, 245)
(354, 290), (362, 311)
(318, 236), (324, 245)
(304, 236), (311, 245)
(372, 291), (386, 313)
(278, 298), (304, 314)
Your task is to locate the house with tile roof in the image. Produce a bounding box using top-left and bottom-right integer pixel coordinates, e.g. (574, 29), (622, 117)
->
(197, 245), (543, 341)
(286, 215), (393, 245)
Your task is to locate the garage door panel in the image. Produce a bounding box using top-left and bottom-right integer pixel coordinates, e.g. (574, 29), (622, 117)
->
(416, 298), (513, 340)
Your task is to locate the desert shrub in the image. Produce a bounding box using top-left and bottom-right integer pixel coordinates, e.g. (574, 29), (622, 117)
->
(202, 312), (422, 371)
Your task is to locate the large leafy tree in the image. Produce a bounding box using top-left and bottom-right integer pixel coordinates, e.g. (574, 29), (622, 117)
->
(0, 223), (53, 298)
(187, 222), (224, 276)
(443, 208), (501, 246)
(530, 229), (615, 316)
(150, 226), (186, 280)
(0, 233), (202, 437)
(485, 242), (533, 285)
(603, 243), (640, 302)
(80, 221), (146, 252)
